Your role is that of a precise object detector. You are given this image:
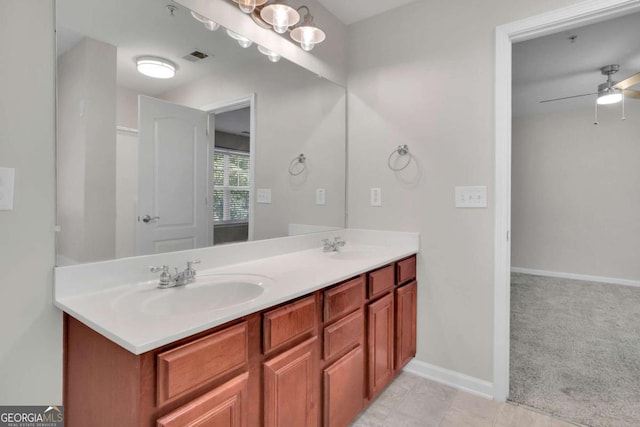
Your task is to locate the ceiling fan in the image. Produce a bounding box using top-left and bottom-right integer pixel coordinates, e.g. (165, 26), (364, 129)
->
(540, 64), (640, 105)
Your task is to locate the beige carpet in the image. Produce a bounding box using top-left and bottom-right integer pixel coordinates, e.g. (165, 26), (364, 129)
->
(509, 273), (640, 427)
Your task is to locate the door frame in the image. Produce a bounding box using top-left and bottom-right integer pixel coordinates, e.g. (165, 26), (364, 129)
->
(200, 93), (256, 243)
(493, 0), (640, 401)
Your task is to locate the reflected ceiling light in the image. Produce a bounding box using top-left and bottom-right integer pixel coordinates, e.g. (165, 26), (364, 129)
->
(597, 87), (623, 105)
(232, 0), (268, 14)
(136, 57), (176, 79)
(289, 6), (325, 51)
(260, 1), (300, 34)
(257, 45), (281, 63)
(226, 29), (253, 48)
(190, 10), (220, 31)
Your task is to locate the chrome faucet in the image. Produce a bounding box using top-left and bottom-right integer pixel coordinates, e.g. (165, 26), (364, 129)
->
(150, 260), (200, 288)
(322, 237), (346, 252)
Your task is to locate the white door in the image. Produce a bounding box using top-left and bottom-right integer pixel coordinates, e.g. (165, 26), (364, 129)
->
(136, 95), (210, 255)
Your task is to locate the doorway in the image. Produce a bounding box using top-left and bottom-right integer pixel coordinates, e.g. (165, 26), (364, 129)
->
(493, 0), (640, 403)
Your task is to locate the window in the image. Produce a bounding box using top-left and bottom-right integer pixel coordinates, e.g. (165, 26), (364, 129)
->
(213, 148), (250, 224)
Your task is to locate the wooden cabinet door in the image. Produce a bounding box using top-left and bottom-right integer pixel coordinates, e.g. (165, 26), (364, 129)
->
(367, 293), (394, 398)
(395, 281), (417, 370)
(323, 346), (365, 427)
(156, 372), (249, 427)
(264, 337), (319, 427)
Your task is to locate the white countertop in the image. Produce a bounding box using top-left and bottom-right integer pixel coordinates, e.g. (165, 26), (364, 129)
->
(54, 229), (419, 354)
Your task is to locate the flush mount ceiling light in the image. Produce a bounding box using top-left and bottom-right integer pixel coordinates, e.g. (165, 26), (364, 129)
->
(260, 1), (300, 34)
(136, 57), (176, 79)
(190, 10), (220, 31)
(289, 6), (325, 51)
(226, 29), (253, 48)
(257, 45), (281, 63)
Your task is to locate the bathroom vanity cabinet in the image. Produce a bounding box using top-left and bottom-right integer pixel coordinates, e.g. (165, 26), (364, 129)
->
(64, 255), (417, 427)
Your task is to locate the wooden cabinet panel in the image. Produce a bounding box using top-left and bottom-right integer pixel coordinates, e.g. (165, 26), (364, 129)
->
(396, 256), (416, 285)
(395, 281), (417, 370)
(157, 321), (248, 405)
(323, 309), (364, 360)
(323, 346), (365, 427)
(367, 293), (394, 398)
(156, 372), (249, 427)
(323, 276), (365, 323)
(263, 296), (317, 355)
(368, 265), (394, 299)
(264, 337), (319, 427)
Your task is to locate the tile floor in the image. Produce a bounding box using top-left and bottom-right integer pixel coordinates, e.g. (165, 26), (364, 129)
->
(351, 372), (584, 427)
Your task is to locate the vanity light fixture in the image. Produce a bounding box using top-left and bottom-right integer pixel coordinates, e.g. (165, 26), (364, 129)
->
(257, 45), (281, 63)
(190, 10), (220, 31)
(289, 6), (325, 51)
(260, 0), (300, 34)
(226, 29), (253, 48)
(136, 56), (176, 79)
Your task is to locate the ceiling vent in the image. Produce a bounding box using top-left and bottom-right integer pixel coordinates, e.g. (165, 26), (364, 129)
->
(183, 50), (210, 62)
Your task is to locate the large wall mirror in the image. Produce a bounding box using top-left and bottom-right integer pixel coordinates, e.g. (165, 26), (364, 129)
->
(55, 0), (346, 265)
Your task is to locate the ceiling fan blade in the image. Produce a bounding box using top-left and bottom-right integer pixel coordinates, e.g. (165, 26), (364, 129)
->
(539, 92), (596, 103)
(614, 72), (640, 90)
(623, 89), (640, 99)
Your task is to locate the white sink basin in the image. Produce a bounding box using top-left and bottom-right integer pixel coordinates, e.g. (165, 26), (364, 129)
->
(114, 274), (273, 316)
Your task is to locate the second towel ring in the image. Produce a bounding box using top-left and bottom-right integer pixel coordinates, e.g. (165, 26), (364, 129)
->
(387, 144), (412, 171)
(288, 154), (306, 176)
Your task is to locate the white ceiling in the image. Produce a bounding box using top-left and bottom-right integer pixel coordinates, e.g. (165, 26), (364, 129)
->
(317, 0), (418, 25)
(513, 11), (640, 117)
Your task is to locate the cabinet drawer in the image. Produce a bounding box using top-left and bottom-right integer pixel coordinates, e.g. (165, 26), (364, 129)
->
(323, 276), (365, 322)
(157, 322), (248, 405)
(396, 256), (416, 285)
(323, 309), (364, 360)
(263, 295), (317, 354)
(157, 372), (249, 427)
(368, 265), (394, 299)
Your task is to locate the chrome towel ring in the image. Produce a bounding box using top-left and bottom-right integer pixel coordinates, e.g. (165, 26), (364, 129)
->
(387, 144), (412, 171)
(288, 153), (306, 176)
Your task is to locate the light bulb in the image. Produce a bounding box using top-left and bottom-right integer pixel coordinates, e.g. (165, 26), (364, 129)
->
(238, 38), (253, 48)
(258, 46), (281, 63)
(238, 0), (256, 13)
(226, 29), (253, 49)
(273, 6), (290, 33)
(301, 41), (314, 51)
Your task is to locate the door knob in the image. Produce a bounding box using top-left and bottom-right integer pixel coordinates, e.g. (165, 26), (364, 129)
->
(141, 214), (160, 223)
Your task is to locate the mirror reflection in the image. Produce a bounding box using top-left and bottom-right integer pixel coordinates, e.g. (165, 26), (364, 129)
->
(55, 0), (346, 265)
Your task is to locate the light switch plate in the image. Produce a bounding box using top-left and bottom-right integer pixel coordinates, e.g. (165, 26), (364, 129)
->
(0, 167), (15, 211)
(256, 188), (272, 204)
(455, 186), (487, 208)
(316, 188), (326, 205)
(370, 188), (382, 207)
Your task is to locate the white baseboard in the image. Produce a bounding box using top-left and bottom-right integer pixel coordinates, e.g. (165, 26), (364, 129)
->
(403, 359), (494, 399)
(511, 267), (640, 288)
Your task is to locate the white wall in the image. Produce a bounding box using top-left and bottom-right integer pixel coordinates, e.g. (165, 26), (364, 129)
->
(347, 0), (584, 382)
(57, 37), (117, 263)
(512, 102), (640, 281)
(0, 0), (61, 404)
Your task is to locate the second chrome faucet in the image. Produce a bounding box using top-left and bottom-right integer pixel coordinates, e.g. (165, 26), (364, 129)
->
(322, 237), (346, 252)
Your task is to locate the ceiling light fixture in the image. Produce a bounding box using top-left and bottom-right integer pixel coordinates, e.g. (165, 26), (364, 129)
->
(136, 57), (176, 79)
(260, 1), (300, 34)
(226, 29), (253, 48)
(289, 6), (325, 51)
(257, 45), (281, 63)
(190, 10), (220, 31)
(597, 87), (623, 105)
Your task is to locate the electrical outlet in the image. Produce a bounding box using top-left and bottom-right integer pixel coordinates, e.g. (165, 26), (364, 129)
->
(256, 188), (272, 204)
(0, 167), (15, 211)
(370, 188), (382, 206)
(455, 186), (487, 208)
(316, 188), (326, 205)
